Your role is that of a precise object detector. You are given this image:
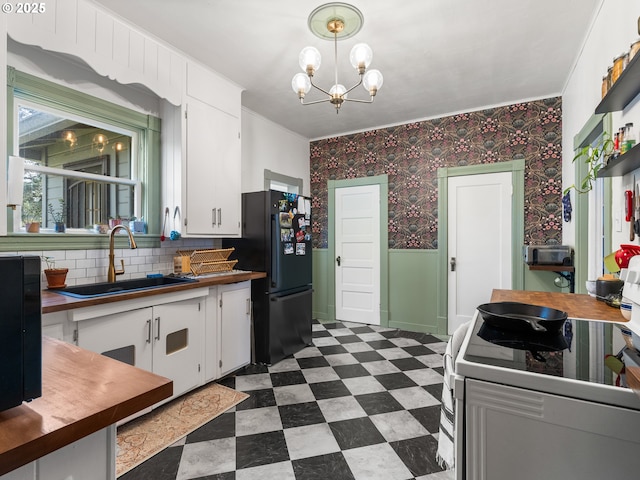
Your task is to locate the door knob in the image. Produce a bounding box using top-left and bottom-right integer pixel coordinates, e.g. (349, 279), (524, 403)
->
(450, 257), (456, 272)
(336, 255), (341, 266)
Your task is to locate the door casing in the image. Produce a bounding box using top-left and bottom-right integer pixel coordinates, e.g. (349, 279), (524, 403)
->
(328, 175), (389, 325)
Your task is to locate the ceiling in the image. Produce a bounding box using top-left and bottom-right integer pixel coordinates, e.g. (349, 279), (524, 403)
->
(93, 0), (602, 140)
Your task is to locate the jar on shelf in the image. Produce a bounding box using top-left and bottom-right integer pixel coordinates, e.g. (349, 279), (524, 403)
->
(611, 53), (627, 84)
(601, 75), (609, 99)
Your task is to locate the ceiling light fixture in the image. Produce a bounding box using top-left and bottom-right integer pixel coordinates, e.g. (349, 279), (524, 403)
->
(291, 2), (383, 113)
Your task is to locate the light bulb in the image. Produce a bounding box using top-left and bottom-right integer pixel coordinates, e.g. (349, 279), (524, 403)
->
(350, 43), (373, 71)
(363, 69), (384, 94)
(299, 47), (321, 75)
(330, 84), (347, 98)
(291, 73), (311, 96)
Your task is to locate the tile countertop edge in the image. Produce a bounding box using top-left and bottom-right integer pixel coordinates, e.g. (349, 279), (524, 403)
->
(41, 271), (267, 314)
(0, 337), (173, 476)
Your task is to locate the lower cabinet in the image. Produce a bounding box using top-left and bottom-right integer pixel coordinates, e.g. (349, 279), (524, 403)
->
(66, 289), (208, 413)
(0, 426), (115, 480)
(218, 281), (252, 377)
(76, 297), (204, 403)
(204, 281), (252, 381)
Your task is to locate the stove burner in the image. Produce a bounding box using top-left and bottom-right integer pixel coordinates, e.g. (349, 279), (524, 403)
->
(477, 320), (571, 362)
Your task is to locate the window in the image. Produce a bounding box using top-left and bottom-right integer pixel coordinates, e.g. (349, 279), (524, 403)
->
(5, 67), (161, 247)
(16, 104), (136, 231)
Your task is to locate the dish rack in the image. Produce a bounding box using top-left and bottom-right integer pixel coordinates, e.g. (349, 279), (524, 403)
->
(174, 248), (238, 276)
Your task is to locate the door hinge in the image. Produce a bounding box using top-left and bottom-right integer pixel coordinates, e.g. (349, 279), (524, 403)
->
(184, 109), (188, 119)
(184, 217), (188, 226)
(198, 364), (201, 372)
(219, 360), (222, 368)
(198, 302), (201, 312)
(219, 298), (223, 308)
(73, 329), (78, 344)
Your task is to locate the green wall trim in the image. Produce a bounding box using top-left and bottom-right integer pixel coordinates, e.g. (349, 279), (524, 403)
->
(573, 114), (612, 293)
(0, 234), (160, 251)
(5, 67), (162, 248)
(312, 248), (330, 320)
(327, 175), (389, 326)
(388, 249), (439, 333)
(437, 160), (525, 334)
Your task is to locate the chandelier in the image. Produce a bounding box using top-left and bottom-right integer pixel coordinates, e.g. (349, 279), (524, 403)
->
(291, 3), (383, 113)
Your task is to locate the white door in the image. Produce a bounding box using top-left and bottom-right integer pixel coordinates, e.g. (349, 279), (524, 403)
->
(335, 184), (381, 325)
(447, 172), (512, 335)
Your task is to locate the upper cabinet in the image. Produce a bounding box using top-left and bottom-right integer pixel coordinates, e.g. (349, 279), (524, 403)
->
(173, 62), (242, 237)
(596, 53), (640, 178)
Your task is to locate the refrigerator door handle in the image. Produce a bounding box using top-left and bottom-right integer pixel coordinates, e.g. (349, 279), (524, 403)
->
(271, 289), (313, 302)
(271, 214), (279, 289)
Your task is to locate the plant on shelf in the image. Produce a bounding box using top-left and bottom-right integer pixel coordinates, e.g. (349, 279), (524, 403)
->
(42, 256), (68, 289)
(564, 133), (615, 195)
(48, 199), (66, 232)
(22, 202), (41, 233)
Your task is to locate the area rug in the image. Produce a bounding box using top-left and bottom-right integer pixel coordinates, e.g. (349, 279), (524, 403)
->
(116, 382), (248, 477)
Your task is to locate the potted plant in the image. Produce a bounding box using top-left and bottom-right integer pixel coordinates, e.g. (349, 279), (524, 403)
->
(22, 203), (41, 233)
(42, 256), (68, 289)
(564, 133), (615, 194)
(48, 199), (66, 233)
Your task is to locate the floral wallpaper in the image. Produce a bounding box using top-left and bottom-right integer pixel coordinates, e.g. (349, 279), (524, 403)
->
(310, 97), (563, 249)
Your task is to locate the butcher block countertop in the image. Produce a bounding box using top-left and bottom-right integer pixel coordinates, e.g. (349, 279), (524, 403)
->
(491, 289), (640, 402)
(0, 337), (172, 476)
(41, 271), (267, 314)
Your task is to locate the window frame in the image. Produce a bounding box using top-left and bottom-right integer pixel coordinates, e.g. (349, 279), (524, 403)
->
(2, 67), (161, 251)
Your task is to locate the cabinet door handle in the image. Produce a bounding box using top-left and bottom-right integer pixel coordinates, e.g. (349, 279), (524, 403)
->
(218, 208), (222, 226)
(212, 208), (217, 227)
(246, 298), (251, 315)
(154, 317), (161, 341)
(146, 319), (152, 344)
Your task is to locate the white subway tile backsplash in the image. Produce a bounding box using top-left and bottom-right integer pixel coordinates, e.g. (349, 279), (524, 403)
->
(19, 237), (221, 288)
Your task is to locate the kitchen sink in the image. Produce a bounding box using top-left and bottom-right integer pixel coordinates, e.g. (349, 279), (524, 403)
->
(54, 276), (197, 298)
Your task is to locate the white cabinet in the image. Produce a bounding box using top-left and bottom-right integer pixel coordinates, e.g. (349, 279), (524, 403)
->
(218, 281), (252, 377)
(72, 289), (207, 405)
(162, 60), (243, 238)
(204, 281), (252, 380)
(0, 426), (115, 480)
(182, 97), (241, 236)
(463, 378), (640, 480)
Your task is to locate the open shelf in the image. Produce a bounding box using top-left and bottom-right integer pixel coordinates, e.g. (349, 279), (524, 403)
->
(528, 265), (575, 293)
(595, 52), (640, 114)
(597, 142), (640, 178)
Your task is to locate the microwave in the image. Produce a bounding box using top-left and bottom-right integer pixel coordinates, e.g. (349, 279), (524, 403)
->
(0, 256), (42, 411)
(523, 245), (573, 266)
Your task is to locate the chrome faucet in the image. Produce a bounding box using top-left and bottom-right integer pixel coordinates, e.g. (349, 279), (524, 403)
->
(108, 224), (137, 282)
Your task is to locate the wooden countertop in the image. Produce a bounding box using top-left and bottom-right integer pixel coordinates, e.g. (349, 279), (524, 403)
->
(490, 289), (627, 322)
(491, 289), (640, 401)
(42, 271), (267, 314)
(0, 337), (172, 476)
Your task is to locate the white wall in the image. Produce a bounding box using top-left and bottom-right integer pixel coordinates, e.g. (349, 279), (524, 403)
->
(241, 108), (310, 196)
(563, 0), (640, 279)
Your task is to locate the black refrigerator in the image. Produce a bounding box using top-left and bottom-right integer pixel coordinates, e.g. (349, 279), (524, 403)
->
(224, 190), (312, 365)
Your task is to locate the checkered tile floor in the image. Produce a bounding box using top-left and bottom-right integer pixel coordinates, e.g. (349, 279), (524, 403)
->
(119, 320), (454, 480)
